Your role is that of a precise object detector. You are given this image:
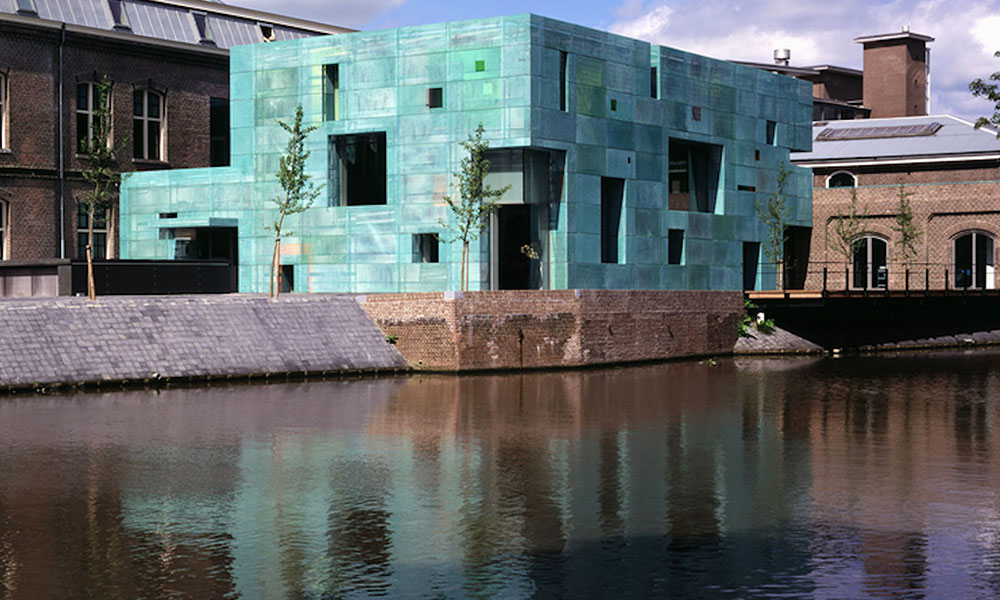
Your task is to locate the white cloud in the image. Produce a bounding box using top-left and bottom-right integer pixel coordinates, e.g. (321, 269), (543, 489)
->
(234, 0), (405, 30)
(609, 0), (1000, 121)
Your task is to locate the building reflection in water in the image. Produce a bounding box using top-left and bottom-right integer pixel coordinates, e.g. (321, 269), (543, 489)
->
(0, 352), (999, 597)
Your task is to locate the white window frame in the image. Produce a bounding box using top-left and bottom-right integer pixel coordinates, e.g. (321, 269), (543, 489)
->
(132, 89), (165, 161)
(851, 234), (888, 290)
(0, 71), (8, 150)
(826, 170), (857, 188)
(77, 202), (111, 260)
(0, 199), (8, 260)
(953, 230), (996, 290)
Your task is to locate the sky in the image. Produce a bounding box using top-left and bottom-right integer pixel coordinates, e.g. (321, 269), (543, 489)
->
(237, 0), (1000, 122)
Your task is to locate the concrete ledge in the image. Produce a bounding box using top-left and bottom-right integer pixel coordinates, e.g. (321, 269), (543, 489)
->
(361, 290), (743, 371)
(0, 294), (408, 390)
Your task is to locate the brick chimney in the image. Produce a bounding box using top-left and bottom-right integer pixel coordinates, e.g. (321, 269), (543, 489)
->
(855, 30), (934, 118)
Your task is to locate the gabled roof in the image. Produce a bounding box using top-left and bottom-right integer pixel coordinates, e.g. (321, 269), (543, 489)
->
(0, 0), (351, 50)
(791, 115), (1000, 167)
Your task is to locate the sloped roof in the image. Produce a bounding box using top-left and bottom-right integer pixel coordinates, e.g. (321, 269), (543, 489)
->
(791, 115), (1000, 166)
(0, 0), (351, 49)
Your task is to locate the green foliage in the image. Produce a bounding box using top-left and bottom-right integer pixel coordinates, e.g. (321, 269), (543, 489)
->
(385, 334), (398, 345)
(756, 318), (775, 334)
(438, 123), (511, 291)
(738, 298), (776, 336)
(892, 184), (921, 263)
(756, 163), (791, 289)
(79, 75), (126, 300)
(270, 105), (323, 298)
(830, 187), (867, 262)
(970, 50), (1000, 137)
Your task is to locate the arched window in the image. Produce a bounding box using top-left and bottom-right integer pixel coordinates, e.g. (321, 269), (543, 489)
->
(954, 231), (995, 290)
(827, 171), (857, 188)
(133, 89), (164, 160)
(852, 234), (887, 289)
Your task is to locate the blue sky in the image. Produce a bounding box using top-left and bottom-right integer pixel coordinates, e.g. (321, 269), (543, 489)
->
(240, 0), (1000, 123)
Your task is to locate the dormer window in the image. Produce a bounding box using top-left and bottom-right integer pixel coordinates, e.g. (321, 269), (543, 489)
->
(259, 23), (275, 42)
(15, 0), (36, 15)
(192, 12), (214, 45)
(108, 0), (130, 30)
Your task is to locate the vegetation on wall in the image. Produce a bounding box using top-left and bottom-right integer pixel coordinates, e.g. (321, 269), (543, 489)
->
(270, 105), (323, 298)
(438, 123), (510, 291)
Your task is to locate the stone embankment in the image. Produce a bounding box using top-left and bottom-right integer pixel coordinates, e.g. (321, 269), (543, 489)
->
(361, 290), (743, 371)
(0, 295), (407, 390)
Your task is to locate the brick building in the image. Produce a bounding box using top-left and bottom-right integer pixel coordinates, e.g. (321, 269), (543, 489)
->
(793, 115), (1000, 291)
(788, 30), (1000, 292)
(0, 0), (347, 261)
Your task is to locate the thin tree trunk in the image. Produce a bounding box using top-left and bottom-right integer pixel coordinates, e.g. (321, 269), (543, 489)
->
(461, 241), (468, 292)
(87, 204), (95, 301)
(270, 211), (286, 298)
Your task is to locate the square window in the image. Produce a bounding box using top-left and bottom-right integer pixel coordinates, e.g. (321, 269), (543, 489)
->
(475, 59), (485, 72)
(427, 87), (443, 109)
(412, 234), (439, 263)
(329, 132), (387, 206)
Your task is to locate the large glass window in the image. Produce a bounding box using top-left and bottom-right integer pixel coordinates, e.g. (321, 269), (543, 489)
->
(329, 132), (387, 206)
(954, 231), (995, 290)
(668, 139), (722, 213)
(77, 203), (108, 260)
(76, 81), (111, 153)
(852, 235), (887, 290)
(133, 89), (164, 160)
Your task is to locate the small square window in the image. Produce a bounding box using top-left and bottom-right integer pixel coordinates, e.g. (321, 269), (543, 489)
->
(475, 59), (485, 72)
(413, 234), (439, 263)
(610, 98), (617, 112)
(691, 106), (701, 121)
(427, 87), (443, 109)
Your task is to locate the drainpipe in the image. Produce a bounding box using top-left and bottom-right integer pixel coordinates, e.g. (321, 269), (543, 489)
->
(57, 23), (66, 259)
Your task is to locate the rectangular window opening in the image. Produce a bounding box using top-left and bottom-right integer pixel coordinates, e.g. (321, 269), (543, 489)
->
(193, 11), (214, 44)
(650, 66), (658, 99)
(159, 212), (178, 219)
(737, 184), (756, 192)
(475, 59), (486, 72)
(669, 139), (722, 213)
(559, 51), (568, 112)
(280, 264), (294, 293)
(77, 203), (109, 260)
(691, 106), (701, 121)
(427, 87), (443, 109)
(323, 64), (339, 121)
(0, 73), (6, 150)
(413, 234), (439, 263)
(668, 229), (684, 265)
(210, 97), (229, 167)
(766, 120), (777, 145)
(329, 132), (387, 207)
(743, 242), (760, 290)
(15, 0), (36, 14)
(610, 98), (617, 112)
(601, 177), (624, 264)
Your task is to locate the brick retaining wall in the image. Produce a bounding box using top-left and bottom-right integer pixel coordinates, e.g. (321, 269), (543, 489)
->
(0, 295), (407, 389)
(361, 290), (743, 371)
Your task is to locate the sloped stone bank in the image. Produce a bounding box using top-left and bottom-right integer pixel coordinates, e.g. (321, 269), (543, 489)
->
(0, 295), (407, 390)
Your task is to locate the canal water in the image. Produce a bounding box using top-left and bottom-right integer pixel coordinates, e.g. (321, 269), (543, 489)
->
(1, 351), (1000, 599)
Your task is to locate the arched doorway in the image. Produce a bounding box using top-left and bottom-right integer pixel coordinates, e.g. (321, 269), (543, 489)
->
(954, 231), (995, 290)
(852, 235), (887, 290)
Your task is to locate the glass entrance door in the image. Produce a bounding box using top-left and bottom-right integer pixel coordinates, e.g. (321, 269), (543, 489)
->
(852, 235), (887, 290)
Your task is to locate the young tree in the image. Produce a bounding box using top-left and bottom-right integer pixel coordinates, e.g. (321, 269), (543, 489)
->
(830, 186), (867, 263)
(438, 123), (511, 291)
(892, 184), (921, 264)
(270, 104), (322, 298)
(79, 75), (123, 301)
(756, 162), (791, 290)
(970, 50), (1000, 137)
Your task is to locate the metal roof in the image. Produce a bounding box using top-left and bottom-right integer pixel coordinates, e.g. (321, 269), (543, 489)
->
(1, 0), (349, 49)
(791, 115), (1000, 165)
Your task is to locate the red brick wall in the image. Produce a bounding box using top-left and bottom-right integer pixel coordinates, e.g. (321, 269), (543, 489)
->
(861, 38), (927, 118)
(362, 290), (743, 371)
(0, 21), (228, 260)
(807, 164), (1000, 290)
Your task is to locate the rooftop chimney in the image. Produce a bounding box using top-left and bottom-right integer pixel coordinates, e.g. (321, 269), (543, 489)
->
(855, 30), (934, 118)
(773, 48), (791, 66)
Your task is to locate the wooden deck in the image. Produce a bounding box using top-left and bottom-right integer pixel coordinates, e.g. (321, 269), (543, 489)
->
(747, 288), (1000, 301)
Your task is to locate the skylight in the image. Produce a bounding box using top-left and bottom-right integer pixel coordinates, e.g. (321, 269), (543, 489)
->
(816, 122), (943, 141)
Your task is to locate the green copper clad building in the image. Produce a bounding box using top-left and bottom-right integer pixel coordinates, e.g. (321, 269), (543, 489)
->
(120, 14), (812, 293)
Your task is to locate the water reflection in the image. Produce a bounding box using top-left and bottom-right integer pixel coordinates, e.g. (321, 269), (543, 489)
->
(0, 353), (999, 598)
